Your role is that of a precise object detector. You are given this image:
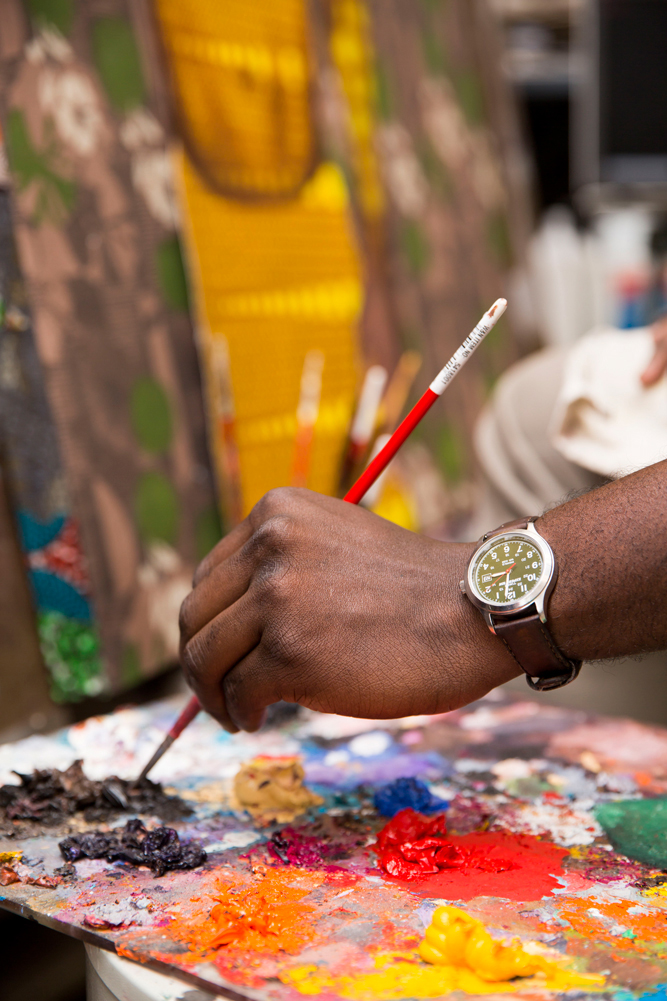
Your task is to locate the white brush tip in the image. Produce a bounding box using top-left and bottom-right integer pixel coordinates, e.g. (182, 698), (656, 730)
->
(488, 298), (508, 319)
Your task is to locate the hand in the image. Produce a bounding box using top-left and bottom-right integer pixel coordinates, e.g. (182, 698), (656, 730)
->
(178, 488), (521, 732)
(641, 315), (667, 386)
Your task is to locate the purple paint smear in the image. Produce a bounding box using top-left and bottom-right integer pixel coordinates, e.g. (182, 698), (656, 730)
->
(305, 753), (446, 789)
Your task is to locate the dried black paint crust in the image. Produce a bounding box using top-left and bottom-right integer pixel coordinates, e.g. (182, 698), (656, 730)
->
(0, 760), (191, 825)
(59, 819), (206, 877)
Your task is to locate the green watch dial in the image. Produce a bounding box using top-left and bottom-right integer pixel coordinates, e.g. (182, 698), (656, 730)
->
(474, 536), (544, 605)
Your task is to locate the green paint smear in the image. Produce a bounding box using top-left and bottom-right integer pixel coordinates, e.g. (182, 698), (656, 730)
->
(26, 0), (73, 34)
(455, 70), (485, 127)
(374, 60), (393, 122)
(121, 643), (142, 688)
(92, 17), (146, 112)
(195, 504), (223, 562)
(5, 109), (76, 224)
(38, 611), (104, 703)
(130, 377), (173, 453)
(437, 422), (464, 483)
(420, 143), (453, 201)
(135, 471), (179, 546)
(401, 220), (430, 277)
(595, 799), (667, 870)
(156, 236), (190, 312)
(421, 28), (449, 76)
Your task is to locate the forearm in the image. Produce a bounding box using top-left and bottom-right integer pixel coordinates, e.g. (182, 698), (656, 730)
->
(180, 464), (667, 732)
(537, 459), (667, 661)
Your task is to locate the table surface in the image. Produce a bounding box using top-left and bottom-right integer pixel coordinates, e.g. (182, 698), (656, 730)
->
(1, 692), (667, 1001)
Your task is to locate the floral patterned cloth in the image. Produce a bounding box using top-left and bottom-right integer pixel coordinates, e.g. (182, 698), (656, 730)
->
(0, 0), (220, 700)
(361, 0), (531, 498)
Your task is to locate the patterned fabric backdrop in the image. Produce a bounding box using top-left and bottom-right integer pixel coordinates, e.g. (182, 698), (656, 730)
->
(0, 0), (531, 705)
(153, 0), (531, 520)
(363, 0), (532, 503)
(0, 0), (220, 701)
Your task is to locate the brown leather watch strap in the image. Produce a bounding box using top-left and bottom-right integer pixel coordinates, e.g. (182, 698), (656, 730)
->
(492, 611), (582, 691)
(479, 516), (582, 691)
(481, 516), (533, 541)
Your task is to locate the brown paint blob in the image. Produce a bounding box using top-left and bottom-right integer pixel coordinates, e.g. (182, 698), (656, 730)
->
(234, 756), (323, 824)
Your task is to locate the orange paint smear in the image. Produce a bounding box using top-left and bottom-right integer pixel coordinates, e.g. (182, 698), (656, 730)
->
(162, 865), (326, 963)
(558, 897), (667, 958)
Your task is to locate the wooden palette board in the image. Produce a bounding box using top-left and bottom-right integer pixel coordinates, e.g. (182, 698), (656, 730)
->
(1, 694), (667, 1001)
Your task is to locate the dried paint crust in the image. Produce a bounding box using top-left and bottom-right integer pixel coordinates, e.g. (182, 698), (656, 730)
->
(59, 819), (206, 877)
(0, 760), (191, 836)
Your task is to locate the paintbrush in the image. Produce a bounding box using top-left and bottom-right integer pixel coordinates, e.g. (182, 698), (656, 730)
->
(136, 298), (507, 781)
(338, 364), (388, 492)
(290, 349), (325, 489)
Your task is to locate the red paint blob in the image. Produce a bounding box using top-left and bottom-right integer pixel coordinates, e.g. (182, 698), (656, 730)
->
(374, 810), (567, 901)
(375, 809), (463, 879)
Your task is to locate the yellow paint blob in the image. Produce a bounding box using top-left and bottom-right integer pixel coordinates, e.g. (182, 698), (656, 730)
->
(282, 906), (605, 1000)
(0, 851), (22, 865)
(421, 906), (604, 990)
(644, 883), (667, 901)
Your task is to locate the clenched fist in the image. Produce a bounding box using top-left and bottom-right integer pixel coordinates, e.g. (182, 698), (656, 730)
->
(178, 488), (520, 732)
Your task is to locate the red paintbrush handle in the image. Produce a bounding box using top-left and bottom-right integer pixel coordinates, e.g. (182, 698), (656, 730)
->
(168, 695), (201, 738)
(343, 389), (437, 505)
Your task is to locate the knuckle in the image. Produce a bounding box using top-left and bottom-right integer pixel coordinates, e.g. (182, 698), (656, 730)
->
(258, 563), (293, 603)
(252, 487), (298, 523)
(254, 514), (293, 552)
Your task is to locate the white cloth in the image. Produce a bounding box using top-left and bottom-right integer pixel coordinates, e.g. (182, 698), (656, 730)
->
(550, 327), (667, 478)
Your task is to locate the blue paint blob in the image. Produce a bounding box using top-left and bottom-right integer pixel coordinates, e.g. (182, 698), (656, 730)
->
(637, 987), (667, 1001)
(373, 777), (448, 818)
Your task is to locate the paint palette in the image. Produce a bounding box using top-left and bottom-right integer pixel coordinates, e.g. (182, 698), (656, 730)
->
(1, 693), (667, 1000)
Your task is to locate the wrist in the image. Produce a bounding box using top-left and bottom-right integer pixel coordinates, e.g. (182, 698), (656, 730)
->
(430, 542), (522, 711)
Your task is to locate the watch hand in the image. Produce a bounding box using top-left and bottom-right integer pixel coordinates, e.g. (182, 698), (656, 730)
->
(490, 564), (516, 578)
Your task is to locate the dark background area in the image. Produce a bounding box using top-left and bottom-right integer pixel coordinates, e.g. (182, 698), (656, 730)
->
(523, 92), (570, 210)
(0, 911), (86, 1001)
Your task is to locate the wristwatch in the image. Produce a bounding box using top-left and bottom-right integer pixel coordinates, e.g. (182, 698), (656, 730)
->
(460, 517), (581, 691)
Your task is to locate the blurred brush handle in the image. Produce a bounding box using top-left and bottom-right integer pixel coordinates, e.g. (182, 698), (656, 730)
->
(169, 695), (201, 738)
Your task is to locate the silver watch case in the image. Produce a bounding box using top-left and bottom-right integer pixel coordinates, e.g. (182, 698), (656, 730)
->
(461, 522), (557, 635)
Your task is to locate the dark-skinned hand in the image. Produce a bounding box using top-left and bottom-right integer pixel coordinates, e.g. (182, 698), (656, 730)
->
(179, 487), (521, 732)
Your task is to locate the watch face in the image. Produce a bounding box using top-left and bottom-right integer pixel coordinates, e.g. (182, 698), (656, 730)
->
(472, 534), (545, 606)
